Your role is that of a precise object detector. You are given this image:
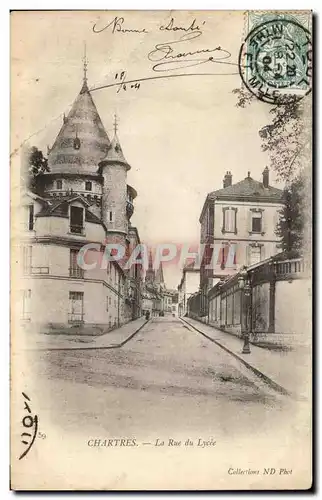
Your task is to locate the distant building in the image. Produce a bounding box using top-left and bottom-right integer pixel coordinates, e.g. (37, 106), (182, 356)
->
(177, 262), (200, 317)
(199, 169), (284, 317)
(142, 252), (174, 315)
(20, 62), (143, 331)
(163, 289), (177, 314)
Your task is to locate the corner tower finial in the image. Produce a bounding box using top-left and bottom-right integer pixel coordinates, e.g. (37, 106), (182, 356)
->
(81, 42), (89, 93)
(113, 113), (119, 136)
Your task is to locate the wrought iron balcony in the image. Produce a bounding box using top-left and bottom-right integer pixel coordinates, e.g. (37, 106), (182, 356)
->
(68, 313), (84, 324)
(69, 267), (85, 279)
(70, 224), (85, 235)
(31, 266), (49, 275)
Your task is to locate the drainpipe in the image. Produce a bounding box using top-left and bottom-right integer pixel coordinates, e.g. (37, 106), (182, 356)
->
(117, 272), (121, 328)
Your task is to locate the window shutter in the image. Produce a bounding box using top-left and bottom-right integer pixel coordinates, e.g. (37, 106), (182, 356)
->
(246, 245), (250, 266)
(261, 210), (265, 234)
(260, 244), (265, 261)
(234, 208), (238, 234)
(222, 208), (226, 233)
(225, 210), (229, 231)
(248, 210), (253, 233)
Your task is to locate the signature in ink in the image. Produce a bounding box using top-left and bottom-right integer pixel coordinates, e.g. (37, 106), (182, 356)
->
(147, 32), (233, 72)
(93, 16), (148, 34)
(159, 17), (206, 33)
(19, 392), (39, 460)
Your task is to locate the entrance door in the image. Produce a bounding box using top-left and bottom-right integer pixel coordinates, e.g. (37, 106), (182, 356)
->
(69, 291), (84, 323)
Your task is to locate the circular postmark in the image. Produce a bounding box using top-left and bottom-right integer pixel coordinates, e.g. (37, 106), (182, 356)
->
(238, 18), (312, 104)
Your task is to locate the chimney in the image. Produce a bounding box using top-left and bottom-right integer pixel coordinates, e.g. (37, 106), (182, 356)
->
(223, 171), (232, 188)
(262, 167), (269, 188)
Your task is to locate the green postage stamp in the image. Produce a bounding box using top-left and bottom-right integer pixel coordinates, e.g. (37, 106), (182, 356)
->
(239, 11), (312, 104)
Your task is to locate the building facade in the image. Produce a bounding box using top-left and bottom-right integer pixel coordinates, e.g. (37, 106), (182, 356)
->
(20, 67), (142, 332)
(198, 168), (284, 317)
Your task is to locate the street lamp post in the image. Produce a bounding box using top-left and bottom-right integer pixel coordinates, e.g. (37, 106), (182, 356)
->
(238, 267), (251, 355)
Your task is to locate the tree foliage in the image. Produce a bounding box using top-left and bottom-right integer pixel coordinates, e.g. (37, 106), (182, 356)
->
(28, 147), (49, 176)
(22, 146), (49, 191)
(233, 89), (311, 256)
(275, 175), (305, 255)
(232, 89), (311, 182)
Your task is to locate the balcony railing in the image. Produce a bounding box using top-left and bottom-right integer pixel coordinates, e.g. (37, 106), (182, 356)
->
(31, 266), (49, 274)
(70, 224), (85, 235)
(68, 312), (84, 324)
(274, 258), (305, 277)
(69, 267), (84, 279)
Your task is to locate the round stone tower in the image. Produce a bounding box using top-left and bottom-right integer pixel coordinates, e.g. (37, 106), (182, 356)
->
(98, 124), (131, 247)
(42, 67), (110, 219)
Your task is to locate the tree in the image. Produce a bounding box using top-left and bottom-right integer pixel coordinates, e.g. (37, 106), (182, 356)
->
(28, 146), (49, 176)
(22, 146), (49, 191)
(275, 175), (305, 255)
(232, 90), (311, 182)
(233, 89), (311, 256)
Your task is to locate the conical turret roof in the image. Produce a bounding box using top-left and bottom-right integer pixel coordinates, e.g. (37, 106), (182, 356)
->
(47, 80), (110, 175)
(99, 131), (130, 171)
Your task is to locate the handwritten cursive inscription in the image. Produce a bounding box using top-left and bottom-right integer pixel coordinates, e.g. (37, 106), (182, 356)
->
(159, 17), (205, 33)
(148, 32), (232, 72)
(93, 16), (148, 34)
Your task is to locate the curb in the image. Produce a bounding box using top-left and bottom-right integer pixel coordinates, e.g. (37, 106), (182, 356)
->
(29, 319), (150, 352)
(180, 317), (291, 397)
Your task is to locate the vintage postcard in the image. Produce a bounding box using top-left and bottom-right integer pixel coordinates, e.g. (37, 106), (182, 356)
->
(10, 10), (312, 490)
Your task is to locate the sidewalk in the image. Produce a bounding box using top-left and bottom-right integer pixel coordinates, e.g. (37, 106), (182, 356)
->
(181, 317), (311, 399)
(27, 317), (148, 351)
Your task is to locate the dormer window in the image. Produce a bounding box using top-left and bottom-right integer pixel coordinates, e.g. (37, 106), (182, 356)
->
(73, 137), (81, 150)
(70, 206), (84, 234)
(85, 181), (92, 191)
(56, 180), (62, 190)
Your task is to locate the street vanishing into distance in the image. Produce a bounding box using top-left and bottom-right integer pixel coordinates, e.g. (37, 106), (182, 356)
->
(27, 315), (299, 443)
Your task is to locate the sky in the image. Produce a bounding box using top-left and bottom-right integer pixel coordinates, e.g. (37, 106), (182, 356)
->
(11, 11), (284, 289)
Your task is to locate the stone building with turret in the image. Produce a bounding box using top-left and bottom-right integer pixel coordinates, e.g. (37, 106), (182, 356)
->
(20, 62), (142, 331)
